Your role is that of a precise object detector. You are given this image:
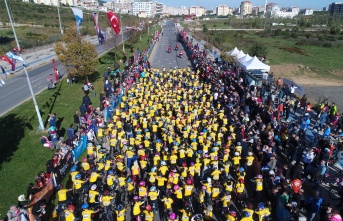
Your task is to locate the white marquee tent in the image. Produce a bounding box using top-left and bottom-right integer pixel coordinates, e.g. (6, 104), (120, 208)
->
(238, 54), (252, 64)
(242, 56), (270, 72)
(228, 47), (239, 56)
(236, 50), (246, 59)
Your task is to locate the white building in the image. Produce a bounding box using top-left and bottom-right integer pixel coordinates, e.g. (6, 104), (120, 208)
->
(240, 1), (253, 16)
(271, 9), (298, 18)
(266, 3), (280, 12)
(300, 8), (314, 15)
(155, 2), (164, 15)
(131, 0), (155, 17)
(216, 5), (232, 16)
(164, 6), (187, 15)
(188, 6), (206, 17)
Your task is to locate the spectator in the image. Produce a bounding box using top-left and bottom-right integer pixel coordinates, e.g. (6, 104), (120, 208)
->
(32, 199), (47, 221)
(67, 124), (75, 141)
(48, 113), (57, 128)
(48, 126), (59, 151)
(6, 205), (28, 221)
(73, 111), (80, 129)
(306, 191), (323, 221)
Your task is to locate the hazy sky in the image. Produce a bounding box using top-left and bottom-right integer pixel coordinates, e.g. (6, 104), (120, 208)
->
(158, 0), (333, 10)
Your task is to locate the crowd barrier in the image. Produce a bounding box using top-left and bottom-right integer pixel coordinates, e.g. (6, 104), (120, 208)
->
(282, 78), (305, 97)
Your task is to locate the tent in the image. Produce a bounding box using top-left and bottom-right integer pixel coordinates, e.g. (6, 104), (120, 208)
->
(236, 50), (246, 59)
(242, 56), (270, 72)
(238, 54), (252, 64)
(228, 47), (239, 56)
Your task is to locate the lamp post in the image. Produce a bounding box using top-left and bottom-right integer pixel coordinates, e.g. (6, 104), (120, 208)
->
(120, 4), (124, 52)
(4, 0), (44, 130)
(57, 0), (63, 35)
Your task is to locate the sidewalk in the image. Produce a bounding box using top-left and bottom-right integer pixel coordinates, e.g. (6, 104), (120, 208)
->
(0, 35), (100, 80)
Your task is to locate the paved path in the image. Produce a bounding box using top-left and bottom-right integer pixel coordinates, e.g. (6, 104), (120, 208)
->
(0, 34), (127, 117)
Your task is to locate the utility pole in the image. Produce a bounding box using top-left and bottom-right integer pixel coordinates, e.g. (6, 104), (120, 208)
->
(57, 0), (63, 35)
(4, 0), (44, 130)
(120, 5), (124, 52)
(264, 0), (268, 30)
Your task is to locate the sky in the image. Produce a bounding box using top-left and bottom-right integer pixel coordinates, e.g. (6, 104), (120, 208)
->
(157, 0), (333, 10)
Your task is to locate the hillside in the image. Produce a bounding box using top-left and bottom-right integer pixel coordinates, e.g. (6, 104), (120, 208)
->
(0, 0), (140, 51)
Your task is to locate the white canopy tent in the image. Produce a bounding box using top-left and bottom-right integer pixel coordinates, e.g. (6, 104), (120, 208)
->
(236, 50), (246, 59)
(228, 47), (239, 56)
(242, 56), (270, 72)
(238, 54), (252, 65)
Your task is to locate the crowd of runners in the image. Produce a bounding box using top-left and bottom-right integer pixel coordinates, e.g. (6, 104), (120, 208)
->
(6, 29), (343, 221)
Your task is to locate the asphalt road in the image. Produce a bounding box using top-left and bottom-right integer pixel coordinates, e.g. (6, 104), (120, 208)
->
(0, 34), (127, 117)
(149, 21), (191, 69)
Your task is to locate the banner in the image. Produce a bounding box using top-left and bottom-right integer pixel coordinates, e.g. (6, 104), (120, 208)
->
(28, 177), (54, 207)
(51, 59), (59, 82)
(71, 7), (83, 30)
(106, 12), (120, 35)
(6, 52), (25, 63)
(72, 135), (88, 160)
(91, 12), (105, 43)
(0, 55), (14, 67)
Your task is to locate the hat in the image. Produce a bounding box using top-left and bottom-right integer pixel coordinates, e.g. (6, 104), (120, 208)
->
(49, 126), (55, 131)
(18, 194), (26, 201)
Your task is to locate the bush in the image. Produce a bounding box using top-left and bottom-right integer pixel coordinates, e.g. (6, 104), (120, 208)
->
(249, 42), (267, 57)
(322, 42), (333, 48)
(290, 32), (299, 39)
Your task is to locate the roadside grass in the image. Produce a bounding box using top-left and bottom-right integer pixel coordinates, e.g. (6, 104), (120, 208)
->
(197, 30), (343, 75)
(0, 29), (154, 217)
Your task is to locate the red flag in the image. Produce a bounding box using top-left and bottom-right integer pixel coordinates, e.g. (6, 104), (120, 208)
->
(106, 12), (120, 35)
(0, 55), (14, 66)
(51, 59), (59, 82)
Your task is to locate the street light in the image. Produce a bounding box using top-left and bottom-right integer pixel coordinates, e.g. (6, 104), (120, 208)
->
(4, 0), (44, 130)
(57, 0), (63, 35)
(120, 5), (124, 52)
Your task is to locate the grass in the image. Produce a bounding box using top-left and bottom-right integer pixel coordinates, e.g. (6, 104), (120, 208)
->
(0, 27), (156, 217)
(196, 30), (343, 75)
(0, 0), (141, 51)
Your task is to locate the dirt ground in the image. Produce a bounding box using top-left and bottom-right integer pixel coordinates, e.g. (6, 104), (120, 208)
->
(271, 64), (343, 111)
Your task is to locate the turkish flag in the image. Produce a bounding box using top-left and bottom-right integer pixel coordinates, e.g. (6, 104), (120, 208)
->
(106, 12), (120, 35)
(0, 55), (14, 66)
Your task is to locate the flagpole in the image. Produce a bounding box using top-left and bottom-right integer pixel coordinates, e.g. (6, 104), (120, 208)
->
(4, 0), (45, 131)
(120, 7), (124, 52)
(57, 1), (63, 35)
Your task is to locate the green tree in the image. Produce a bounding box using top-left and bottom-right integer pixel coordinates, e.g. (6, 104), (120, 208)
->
(249, 42), (267, 57)
(220, 53), (237, 65)
(54, 24), (98, 79)
(202, 24), (208, 33)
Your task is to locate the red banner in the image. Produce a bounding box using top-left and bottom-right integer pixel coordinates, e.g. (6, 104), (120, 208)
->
(106, 12), (120, 35)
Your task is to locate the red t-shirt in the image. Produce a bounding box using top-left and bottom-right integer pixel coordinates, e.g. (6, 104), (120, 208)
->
(291, 179), (302, 193)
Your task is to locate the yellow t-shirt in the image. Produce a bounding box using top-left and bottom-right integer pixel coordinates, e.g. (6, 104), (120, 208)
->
(148, 191), (159, 201)
(116, 209), (126, 221)
(101, 196), (114, 207)
(88, 190), (99, 203)
(82, 209), (95, 221)
(58, 189), (67, 201)
(64, 210), (75, 221)
(133, 202), (143, 216)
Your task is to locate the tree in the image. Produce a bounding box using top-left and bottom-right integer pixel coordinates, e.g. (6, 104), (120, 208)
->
(220, 53), (237, 65)
(54, 24), (98, 79)
(249, 42), (267, 57)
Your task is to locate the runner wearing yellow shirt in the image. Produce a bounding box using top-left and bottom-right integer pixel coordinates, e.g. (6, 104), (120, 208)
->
(88, 184), (99, 206)
(64, 205), (76, 221)
(255, 203), (271, 221)
(81, 204), (99, 221)
(143, 205), (154, 221)
(115, 204), (126, 221)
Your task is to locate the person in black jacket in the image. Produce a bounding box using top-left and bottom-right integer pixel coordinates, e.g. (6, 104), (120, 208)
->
(32, 199), (47, 221)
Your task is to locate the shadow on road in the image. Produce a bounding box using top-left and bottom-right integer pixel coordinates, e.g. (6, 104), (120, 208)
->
(0, 114), (27, 169)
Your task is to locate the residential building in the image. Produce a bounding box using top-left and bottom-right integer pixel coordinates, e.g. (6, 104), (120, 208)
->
(155, 2), (164, 15)
(188, 6), (206, 17)
(131, 0), (155, 17)
(300, 8), (313, 15)
(270, 8), (298, 18)
(216, 5), (232, 16)
(164, 6), (187, 15)
(112, 0), (133, 13)
(329, 2), (343, 16)
(252, 6), (259, 15)
(240, 1), (253, 16)
(266, 3), (280, 12)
